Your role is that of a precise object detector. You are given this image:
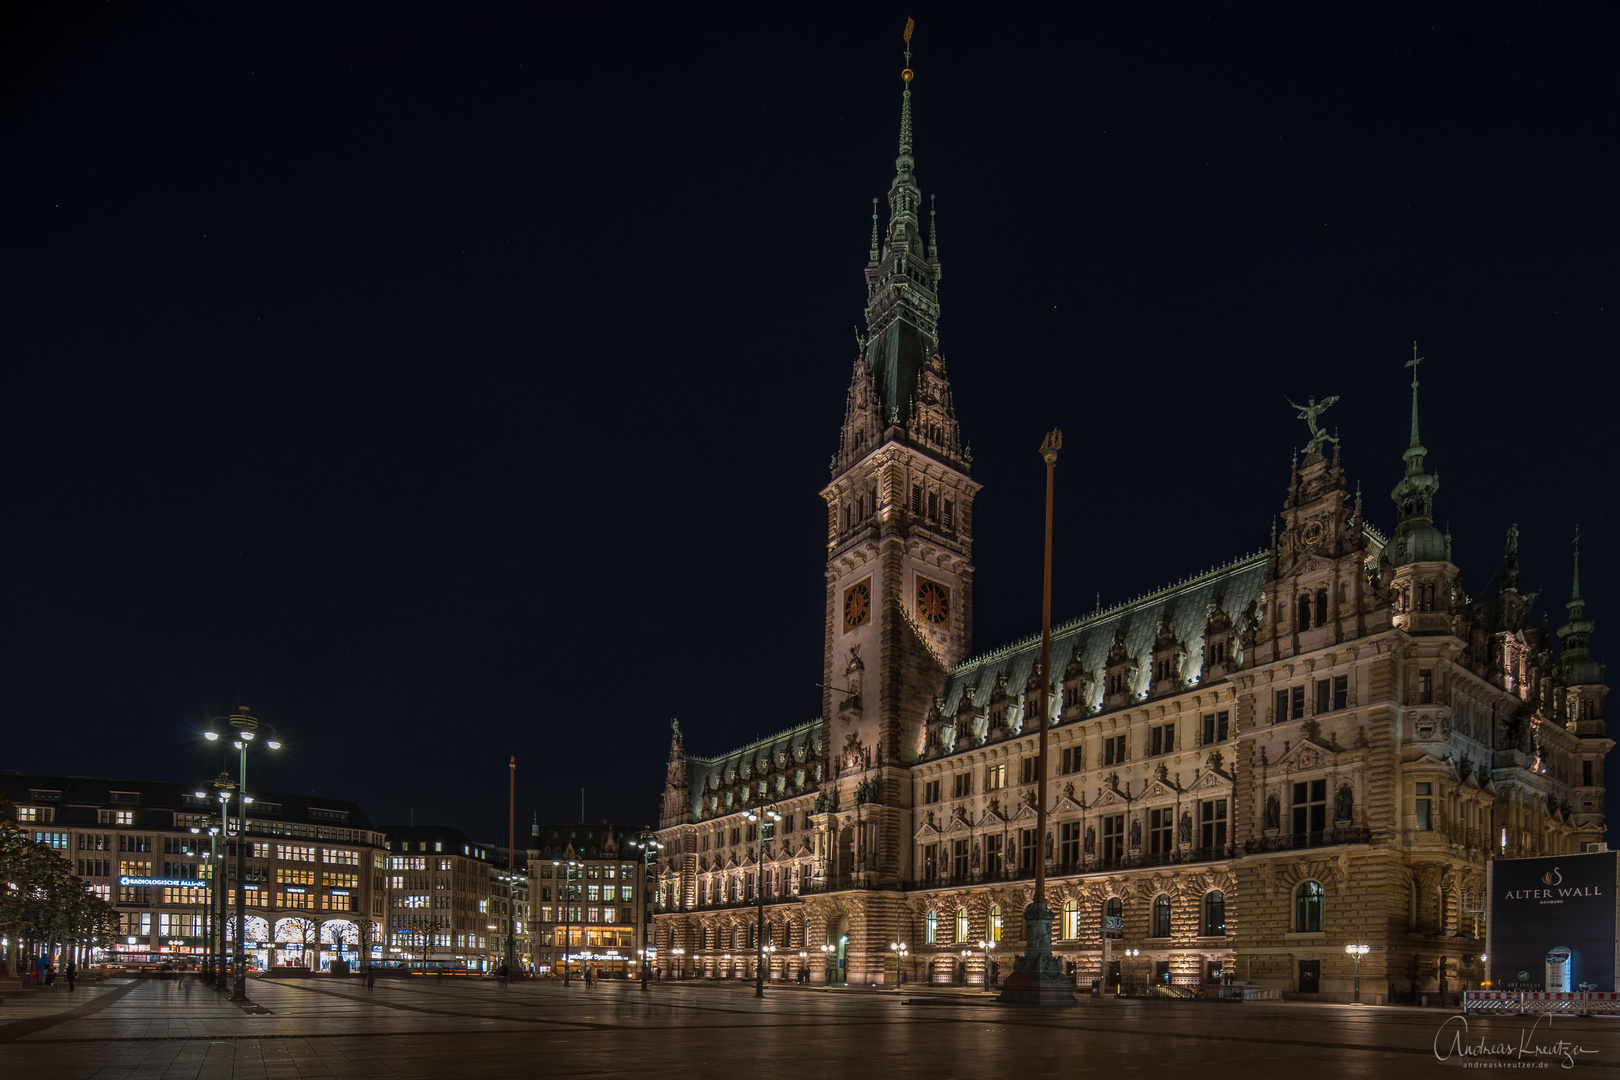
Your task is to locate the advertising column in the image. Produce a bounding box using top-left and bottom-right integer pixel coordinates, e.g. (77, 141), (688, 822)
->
(1488, 851), (1620, 993)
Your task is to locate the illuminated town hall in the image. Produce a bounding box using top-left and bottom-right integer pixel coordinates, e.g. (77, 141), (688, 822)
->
(649, 53), (1610, 1001)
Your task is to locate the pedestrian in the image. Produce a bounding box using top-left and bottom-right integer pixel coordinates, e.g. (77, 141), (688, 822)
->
(45, 961), (56, 987)
(497, 963), (508, 990)
(364, 968), (376, 991)
(66, 960), (77, 992)
(33, 954), (47, 986)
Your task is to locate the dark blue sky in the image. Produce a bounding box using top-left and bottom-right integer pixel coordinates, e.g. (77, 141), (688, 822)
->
(3, 5), (1614, 842)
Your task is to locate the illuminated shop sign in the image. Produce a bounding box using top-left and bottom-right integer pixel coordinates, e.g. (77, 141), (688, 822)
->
(118, 876), (210, 889)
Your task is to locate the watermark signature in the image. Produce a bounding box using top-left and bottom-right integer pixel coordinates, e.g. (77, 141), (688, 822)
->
(1434, 1014), (1599, 1069)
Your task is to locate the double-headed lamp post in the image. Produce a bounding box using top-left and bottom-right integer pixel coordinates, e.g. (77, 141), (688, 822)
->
(631, 833), (664, 992)
(822, 942), (837, 985)
(1345, 944), (1369, 1004)
(672, 946), (685, 981)
(979, 940), (995, 991)
(187, 818), (220, 982)
(553, 859), (580, 986)
(890, 942), (909, 987)
(204, 707), (281, 1001)
(1123, 947), (1140, 995)
(744, 805), (781, 999)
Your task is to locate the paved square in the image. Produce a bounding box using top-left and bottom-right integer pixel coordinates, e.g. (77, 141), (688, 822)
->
(4, 977), (1619, 1077)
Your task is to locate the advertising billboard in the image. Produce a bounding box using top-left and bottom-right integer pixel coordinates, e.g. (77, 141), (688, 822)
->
(1488, 850), (1620, 992)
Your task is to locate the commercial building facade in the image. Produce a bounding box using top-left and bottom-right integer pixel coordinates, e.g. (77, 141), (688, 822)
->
(379, 825), (526, 973)
(650, 55), (1611, 1002)
(1, 774), (387, 972)
(528, 823), (652, 979)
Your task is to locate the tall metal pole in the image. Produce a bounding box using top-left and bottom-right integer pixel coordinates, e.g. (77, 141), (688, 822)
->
(505, 757), (516, 978)
(232, 738), (248, 1000)
(754, 817), (766, 999)
(1034, 429), (1061, 906)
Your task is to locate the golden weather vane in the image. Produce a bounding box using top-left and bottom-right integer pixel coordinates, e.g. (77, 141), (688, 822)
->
(902, 17), (915, 81)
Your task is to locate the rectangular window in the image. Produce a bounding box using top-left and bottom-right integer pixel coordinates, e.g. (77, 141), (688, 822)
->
(1274, 689), (1288, 723)
(985, 763), (1006, 791)
(922, 843), (938, 882)
(1148, 808), (1173, 854)
(924, 779), (941, 804)
(1019, 828), (1038, 870)
(927, 492), (938, 521)
(1415, 782), (1432, 831)
(952, 773), (972, 799)
(1291, 686), (1305, 720)
(1020, 757), (1039, 785)
(1418, 669), (1434, 704)
(944, 500), (954, 529)
(1151, 723), (1175, 755)
(1333, 675), (1348, 711)
(1584, 760), (1594, 786)
(1199, 799), (1228, 850)
(1101, 815), (1126, 862)
(1103, 734), (1126, 766)
(35, 831), (68, 849)
(951, 838), (969, 878)
(984, 834), (1002, 876)
(1201, 711), (1229, 745)
(1059, 822), (1081, 866)
(1315, 679), (1331, 715)
(1292, 779), (1327, 838)
(1060, 746), (1083, 774)
(911, 484), (922, 514)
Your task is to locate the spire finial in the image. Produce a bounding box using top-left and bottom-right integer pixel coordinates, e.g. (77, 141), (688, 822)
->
(929, 193), (938, 258)
(1406, 341), (1424, 444)
(1573, 525), (1583, 602)
(868, 197), (879, 262)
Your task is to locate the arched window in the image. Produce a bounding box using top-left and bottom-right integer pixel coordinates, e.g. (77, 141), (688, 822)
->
(925, 910), (938, 945)
(1202, 891), (1225, 937)
(1105, 896), (1122, 921)
(1295, 880), (1325, 933)
(955, 907), (970, 944)
(1062, 899), (1080, 940)
(1298, 594), (1312, 630)
(1151, 894), (1171, 938)
(989, 905), (1003, 943)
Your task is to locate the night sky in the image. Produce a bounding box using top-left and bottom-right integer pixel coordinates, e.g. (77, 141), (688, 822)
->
(4, 6), (1615, 844)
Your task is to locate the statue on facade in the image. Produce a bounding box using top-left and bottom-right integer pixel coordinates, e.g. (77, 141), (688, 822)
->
(1129, 817), (1141, 848)
(1264, 793), (1281, 831)
(1084, 825), (1096, 855)
(1179, 811), (1192, 844)
(1335, 784), (1354, 822)
(1287, 394), (1340, 457)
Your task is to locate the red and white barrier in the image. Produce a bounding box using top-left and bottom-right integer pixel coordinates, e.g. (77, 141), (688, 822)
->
(1465, 991), (1620, 1016)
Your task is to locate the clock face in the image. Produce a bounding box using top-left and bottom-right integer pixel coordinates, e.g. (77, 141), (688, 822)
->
(843, 579), (872, 631)
(916, 577), (950, 625)
(1303, 521), (1324, 546)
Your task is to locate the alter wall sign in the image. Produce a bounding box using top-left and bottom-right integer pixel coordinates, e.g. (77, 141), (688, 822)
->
(1488, 850), (1620, 992)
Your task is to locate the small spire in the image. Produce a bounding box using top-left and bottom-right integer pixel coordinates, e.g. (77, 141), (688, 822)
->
(1404, 342), (1427, 475)
(1572, 526), (1583, 607)
(868, 198), (879, 263)
(929, 194), (938, 259)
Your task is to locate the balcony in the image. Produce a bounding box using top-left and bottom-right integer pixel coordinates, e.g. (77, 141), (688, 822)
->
(1243, 827), (1370, 854)
(904, 846), (1238, 891)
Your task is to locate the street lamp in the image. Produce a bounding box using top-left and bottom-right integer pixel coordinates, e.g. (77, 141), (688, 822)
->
(1345, 944), (1370, 1004)
(979, 940), (995, 991)
(890, 942), (909, 987)
(1123, 948), (1140, 995)
(822, 942), (837, 985)
(960, 948), (973, 987)
(205, 707), (280, 1001)
(631, 833), (664, 992)
(744, 805), (781, 999)
(553, 859), (581, 986)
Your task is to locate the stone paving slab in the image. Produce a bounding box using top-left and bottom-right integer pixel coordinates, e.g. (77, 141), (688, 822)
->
(6, 975), (1620, 1078)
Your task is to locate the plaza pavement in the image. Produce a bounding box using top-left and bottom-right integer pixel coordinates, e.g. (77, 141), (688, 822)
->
(3, 975), (1620, 1078)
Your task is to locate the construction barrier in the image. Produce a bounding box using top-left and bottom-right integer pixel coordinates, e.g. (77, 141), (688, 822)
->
(1464, 991), (1620, 1016)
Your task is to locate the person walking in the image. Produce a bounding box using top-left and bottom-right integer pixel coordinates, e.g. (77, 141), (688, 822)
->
(497, 964), (508, 991)
(33, 953), (47, 986)
(45, 960), (56, 987)
(66, 960), (77, 992)
(364, 967), (376, 991)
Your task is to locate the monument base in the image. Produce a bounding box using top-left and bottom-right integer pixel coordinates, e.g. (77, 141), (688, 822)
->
(998, 899), (1076, 1006)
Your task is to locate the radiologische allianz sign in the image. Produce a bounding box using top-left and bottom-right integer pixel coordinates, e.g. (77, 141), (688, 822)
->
(1490, 851), (1618, 993)
(117, 876), (211, 888)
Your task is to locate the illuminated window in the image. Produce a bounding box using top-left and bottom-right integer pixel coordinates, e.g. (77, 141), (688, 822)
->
(925, 910), (937, 945)
(1062, 899), (1080, 940)
(1294, 881), (1324, 933)
(1150, 894), (1171, 938)
(1202, 891), (1225, 937)
(989, 905), (1003, 943)
(954, 907), (969, 944)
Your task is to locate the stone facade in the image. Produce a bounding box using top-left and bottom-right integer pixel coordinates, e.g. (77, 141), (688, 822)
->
(650, 54), (1610, 1003)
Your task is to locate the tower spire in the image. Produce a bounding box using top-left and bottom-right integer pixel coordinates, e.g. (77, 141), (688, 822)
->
(1559, 526), (1603, 687)
(1404, 341), (1426, 476)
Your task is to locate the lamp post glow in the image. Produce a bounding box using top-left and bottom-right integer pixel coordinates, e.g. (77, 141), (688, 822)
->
(206, 707), (279, 1001)
(979, 940), (995, 991)
(744, 805), (781, 999)
(822, 942), (836, 985)
(672, 946), (685, 980)
(631, 834), (663, 991)
(1123, 947), (1140, 995)
(1345, 944), (1370, 1004)
(890, 942), (909, 987)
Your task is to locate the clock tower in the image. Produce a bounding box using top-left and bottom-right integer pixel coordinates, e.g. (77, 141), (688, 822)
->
(819, 51), (978, 888)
